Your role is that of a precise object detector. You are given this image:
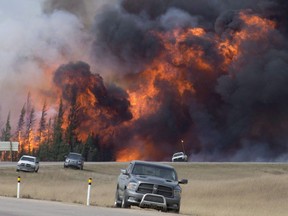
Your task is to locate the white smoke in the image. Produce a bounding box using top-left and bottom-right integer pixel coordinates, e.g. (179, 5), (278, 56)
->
(0, 1), (92, 127)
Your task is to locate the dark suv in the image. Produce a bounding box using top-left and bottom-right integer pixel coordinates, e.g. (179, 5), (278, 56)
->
(64, 152), (84, 170)
(115, 160), (188, 213)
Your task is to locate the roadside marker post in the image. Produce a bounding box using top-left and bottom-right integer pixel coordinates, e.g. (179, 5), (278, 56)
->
(17, 176), (21, 199)
(87, 178), (92, 206)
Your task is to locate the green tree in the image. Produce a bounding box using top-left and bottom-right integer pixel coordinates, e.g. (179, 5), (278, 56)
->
(52, 98), (68, 160)
(82, 133), (99, 161)
(38, 117), (52, 161)
(65, 90), (80, 152)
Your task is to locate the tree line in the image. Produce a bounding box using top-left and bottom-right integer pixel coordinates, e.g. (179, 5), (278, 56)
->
(0, 93), (114, 162)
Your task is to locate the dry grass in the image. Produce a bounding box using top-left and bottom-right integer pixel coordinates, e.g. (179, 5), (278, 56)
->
(177, 163), (288, 216)
(0, 162), (287, 216)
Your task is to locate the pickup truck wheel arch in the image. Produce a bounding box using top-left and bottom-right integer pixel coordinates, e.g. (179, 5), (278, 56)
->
(121, 190), (131, 208)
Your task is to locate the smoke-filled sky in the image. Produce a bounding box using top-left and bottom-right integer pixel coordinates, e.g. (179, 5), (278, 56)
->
(0, 0), (288, 162)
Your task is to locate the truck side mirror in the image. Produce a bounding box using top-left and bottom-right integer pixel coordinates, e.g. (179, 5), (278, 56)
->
(121, 169), (129, 175)
(179, 179), (188, 184)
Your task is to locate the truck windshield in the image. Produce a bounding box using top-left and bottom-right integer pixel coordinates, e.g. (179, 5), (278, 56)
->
(68, 153), (81, 159)
(132, 164), (177, 181)
(21, 156), (35, 162)
(173, 152), (184, 157)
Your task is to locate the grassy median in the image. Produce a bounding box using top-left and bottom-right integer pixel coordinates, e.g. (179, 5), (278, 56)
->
(0, 162), (287, 216)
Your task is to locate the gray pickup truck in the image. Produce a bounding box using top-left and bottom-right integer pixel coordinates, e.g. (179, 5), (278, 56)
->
(115, 160), (188, 213)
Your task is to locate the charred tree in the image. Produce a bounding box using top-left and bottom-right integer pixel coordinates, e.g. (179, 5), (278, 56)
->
(15, 104), (26, 155)
(25, 107), (36, 154)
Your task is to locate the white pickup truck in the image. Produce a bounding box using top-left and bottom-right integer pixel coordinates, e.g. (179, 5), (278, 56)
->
(172, 152), (188, 162)
(16, 155), (39, 172)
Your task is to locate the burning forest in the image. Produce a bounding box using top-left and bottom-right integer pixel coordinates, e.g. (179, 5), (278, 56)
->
(0, 0), (288, 162)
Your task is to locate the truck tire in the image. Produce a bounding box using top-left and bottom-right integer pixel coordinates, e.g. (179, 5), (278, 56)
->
(114, 189), (121, 208)
(168, 207), (180, 214)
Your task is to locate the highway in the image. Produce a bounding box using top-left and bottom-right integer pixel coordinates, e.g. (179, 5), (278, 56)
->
(0, 197), (180, 216)
(0, 161), (123, 168)
(0, 161), (59, 167)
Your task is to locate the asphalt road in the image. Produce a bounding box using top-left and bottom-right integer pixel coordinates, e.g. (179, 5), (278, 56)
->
(0, 161), (124, 167)
(0, 197), (181, 216)
(0, 161), (59, 167)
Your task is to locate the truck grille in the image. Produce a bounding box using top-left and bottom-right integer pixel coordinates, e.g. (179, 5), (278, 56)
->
(137, 183), (173, 198)
(20, 163), (31, 167)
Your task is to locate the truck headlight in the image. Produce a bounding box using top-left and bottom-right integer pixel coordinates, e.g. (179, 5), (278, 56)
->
(127, 182), (138, 191)
(174, 189), (181, 197)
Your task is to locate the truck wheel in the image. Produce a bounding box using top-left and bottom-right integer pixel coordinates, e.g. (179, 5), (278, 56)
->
(168, 208), (180, 214)
(121, 190), (131, 208)
(114, 189), (121, 208)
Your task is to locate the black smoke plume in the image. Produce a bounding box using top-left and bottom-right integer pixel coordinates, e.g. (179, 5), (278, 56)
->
(53, 61), (132, 130)
(89, 0), (288, 161)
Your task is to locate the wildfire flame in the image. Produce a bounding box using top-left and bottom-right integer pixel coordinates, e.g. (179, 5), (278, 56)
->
(12, 4), (285, 162)
(113, 11), (278, 161)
